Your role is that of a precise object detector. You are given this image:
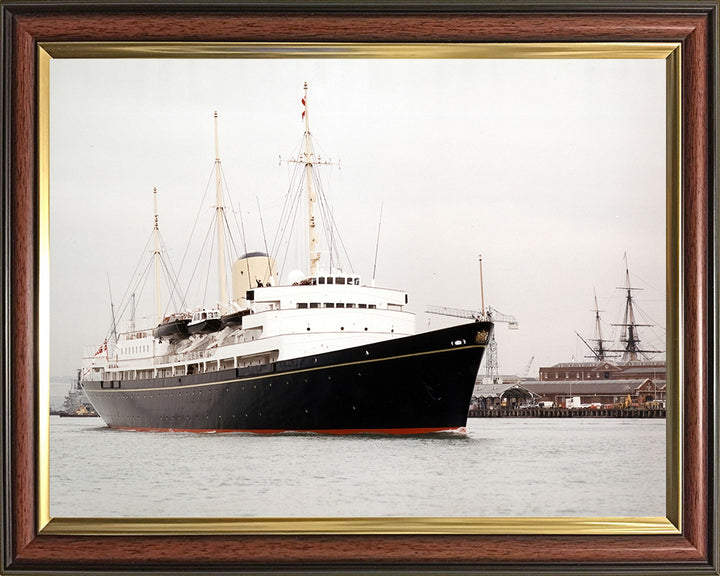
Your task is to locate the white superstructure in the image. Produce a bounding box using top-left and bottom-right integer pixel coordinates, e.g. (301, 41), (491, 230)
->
(81, 84), (415, 385)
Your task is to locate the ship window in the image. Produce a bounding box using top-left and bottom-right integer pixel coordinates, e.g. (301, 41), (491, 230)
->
(326, 277), (333, 284)
(297, 303), (308, 309)
(309, 302), (320, 308)
(336, 277), (345, 285)
(324, 303), (335, 308)
(336, 303), (345, 308)
(311, 278), (317, 285)
(318, 277), (325, 284)
(347, 277), (352, 284)
(354, 278), (360, 285)
(369, 304), (376, 309)
(358, 303), (367, 308)
(347, 303), (356, 308)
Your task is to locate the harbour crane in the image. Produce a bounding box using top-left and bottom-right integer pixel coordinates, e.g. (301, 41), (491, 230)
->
(426, 254), (518, 385)
(521, 356), (535, 378)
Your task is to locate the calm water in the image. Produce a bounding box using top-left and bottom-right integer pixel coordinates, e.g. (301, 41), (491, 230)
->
(50, 416), (665, 518)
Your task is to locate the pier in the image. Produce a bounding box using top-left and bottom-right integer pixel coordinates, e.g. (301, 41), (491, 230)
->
(468, 407), (666, 418)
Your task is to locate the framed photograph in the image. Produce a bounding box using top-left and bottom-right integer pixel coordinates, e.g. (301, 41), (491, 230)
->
(1, 1), (717, 574)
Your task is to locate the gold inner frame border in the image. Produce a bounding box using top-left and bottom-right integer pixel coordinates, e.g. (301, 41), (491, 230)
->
(36, 41), (682, 537)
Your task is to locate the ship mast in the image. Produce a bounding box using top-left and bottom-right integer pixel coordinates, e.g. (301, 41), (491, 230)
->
(592, 289), (607, 360)
(609, 254), (658, 362)
(214, 111), (228, 310)
(153, 186), (162, 325)
(302, 83), (321, 277)
(617, 257), (641, 362)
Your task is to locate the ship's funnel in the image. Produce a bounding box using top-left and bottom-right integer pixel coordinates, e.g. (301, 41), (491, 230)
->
(232, 252), (277, 303)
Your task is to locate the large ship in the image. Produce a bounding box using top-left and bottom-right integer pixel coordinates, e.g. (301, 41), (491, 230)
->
(79, 85), (493, 434)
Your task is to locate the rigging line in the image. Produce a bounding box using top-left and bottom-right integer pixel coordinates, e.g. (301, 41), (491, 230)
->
(157, 231), (186, 315)
(220, 210), (248, 292)
(278, 182), (305, 280)
(159, 254), (184, 312)
(201, 216), (218, 308)
(116, 250), (154, 329)
(270, 162), (303, 259)
(272, 173), (305, 275)
(312, 168), (353, 273)
(113, 229), (155, 321)
(106, 273), (118, 342)
(179, 212), (217, 310)
(372, 202), (383, 283)
(107, 257), (154, 337)
(255, 196), (274, 284)
(218, 163), (247, 258)
(173, 166), (216, 290)
(275, 156), (305, 244)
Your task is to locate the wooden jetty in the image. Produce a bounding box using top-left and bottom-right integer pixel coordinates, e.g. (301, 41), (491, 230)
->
(468, 407), (666, 418)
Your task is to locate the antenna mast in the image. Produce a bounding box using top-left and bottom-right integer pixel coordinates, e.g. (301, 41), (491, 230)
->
(214, 111), (228, 311)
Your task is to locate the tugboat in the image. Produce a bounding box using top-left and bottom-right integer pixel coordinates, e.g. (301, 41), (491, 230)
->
(55, 378), (98, 417)
(79, 84), (493, 434)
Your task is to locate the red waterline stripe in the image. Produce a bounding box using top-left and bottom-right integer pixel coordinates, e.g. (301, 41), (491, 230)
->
(110, 425), (466, 435)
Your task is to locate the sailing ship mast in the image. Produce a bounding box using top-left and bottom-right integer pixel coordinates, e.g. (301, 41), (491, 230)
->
(609, 254), (659, 362)
(591, 289), (609, 360)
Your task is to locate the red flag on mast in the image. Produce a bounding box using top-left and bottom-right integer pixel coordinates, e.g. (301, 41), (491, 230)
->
(301, 97), (306, 119)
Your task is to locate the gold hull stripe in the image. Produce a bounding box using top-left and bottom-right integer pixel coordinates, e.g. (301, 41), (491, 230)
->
(86, 343), (486, 394)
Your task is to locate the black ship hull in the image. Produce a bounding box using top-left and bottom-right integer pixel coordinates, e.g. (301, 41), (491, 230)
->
(82, 322), (492, 434)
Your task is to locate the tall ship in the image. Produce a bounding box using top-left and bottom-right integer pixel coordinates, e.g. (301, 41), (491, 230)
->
(528, 256), (666, 409)
(79, 85), (493, 434)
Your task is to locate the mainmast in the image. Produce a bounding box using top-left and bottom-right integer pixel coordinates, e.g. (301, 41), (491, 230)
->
(617, 257), (641, 362)
(214, 111), (228, 310)
(609, 254), (657, 362)
(153, 186), (162, 325)
(302, 83), (321, 277)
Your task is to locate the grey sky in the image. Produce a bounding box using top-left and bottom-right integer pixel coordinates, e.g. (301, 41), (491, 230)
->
(49, 57), (666, 379)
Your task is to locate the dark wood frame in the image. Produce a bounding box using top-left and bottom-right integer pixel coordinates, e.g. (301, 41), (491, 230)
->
(1, 1), (717, 573)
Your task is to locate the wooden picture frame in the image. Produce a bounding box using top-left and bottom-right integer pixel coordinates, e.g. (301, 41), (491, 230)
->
(2, 1), (717, 573)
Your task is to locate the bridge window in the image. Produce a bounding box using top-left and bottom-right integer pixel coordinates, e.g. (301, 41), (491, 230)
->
(297, 303), (308, 309)
(326, 277), (334, 284)
(336, 277), (345, 285)
(318, 277), (325, 284)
